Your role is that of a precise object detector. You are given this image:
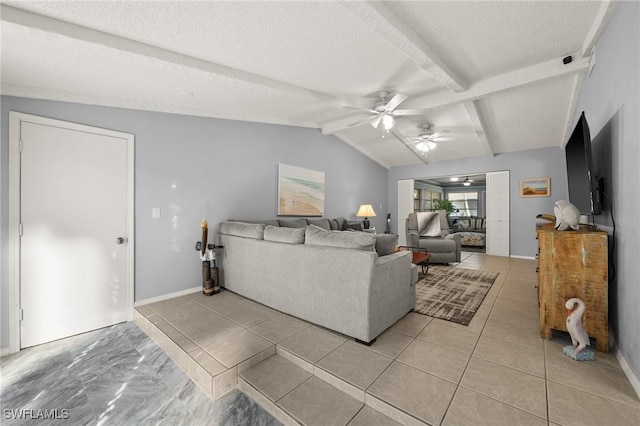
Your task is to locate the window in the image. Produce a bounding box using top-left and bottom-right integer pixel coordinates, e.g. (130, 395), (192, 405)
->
(448, 192), (478, 216)
(423, 191), (442, 211)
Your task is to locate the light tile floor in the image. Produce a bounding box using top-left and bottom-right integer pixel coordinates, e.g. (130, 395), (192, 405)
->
(143, 251), (638, 426)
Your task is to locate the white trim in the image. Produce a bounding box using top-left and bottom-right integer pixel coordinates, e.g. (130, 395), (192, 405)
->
(8, 112), (135, 354)
(616, 349), (640, 399)
(510, 255), (537, 260)
(135, 286), (202, 307)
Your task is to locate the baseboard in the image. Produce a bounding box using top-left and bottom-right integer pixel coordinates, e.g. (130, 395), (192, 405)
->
(616, 348), (640, 399)
(1, 347), (10, 357)
(510, 255), (536, 260)
(134, 285), (201, 307)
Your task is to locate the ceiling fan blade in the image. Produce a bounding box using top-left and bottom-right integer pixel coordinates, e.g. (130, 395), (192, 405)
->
(391, 109), (426, 116)
(384, 93), (408, 112)
(370, 115), (382, 129)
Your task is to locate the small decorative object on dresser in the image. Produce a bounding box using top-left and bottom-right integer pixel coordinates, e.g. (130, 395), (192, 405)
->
(553, 200), (581, 231)
(564, 298), (595, 361)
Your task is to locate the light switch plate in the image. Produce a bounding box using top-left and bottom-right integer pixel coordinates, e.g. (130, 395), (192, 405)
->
(152, 208), (161, 219)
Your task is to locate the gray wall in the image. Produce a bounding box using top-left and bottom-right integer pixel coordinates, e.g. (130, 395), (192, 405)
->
(388, 147), (569, 258)
(0, 96), (388, 350)
(573, 1), (639, 380)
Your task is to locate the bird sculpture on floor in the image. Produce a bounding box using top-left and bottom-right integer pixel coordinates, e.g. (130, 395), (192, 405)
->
(554, 200), (581, 231)
(566, 298), (591, 356)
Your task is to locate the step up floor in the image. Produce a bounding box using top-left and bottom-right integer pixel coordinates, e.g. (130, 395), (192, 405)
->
(134, 289), (438, 425)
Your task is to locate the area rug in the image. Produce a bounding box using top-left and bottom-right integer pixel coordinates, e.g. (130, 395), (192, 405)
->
(414, 266), (499, 326)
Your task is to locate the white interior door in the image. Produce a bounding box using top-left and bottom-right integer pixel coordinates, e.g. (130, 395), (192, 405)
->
(486, 171), (510, 257)
(19, 117), (132, 348)
(397, 179), (415, 246)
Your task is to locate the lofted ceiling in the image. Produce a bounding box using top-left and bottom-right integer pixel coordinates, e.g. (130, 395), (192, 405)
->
(0, 1), (617, 168)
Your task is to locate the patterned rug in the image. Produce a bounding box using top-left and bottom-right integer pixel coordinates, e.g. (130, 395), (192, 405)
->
(414, 266), (499, 326)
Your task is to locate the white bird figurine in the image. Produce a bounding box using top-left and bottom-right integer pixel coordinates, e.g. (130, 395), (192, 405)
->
(554, 200), (581, 231)
(566, 298), (591, 356)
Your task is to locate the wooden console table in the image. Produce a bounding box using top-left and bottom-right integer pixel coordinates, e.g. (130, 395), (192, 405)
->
(536, 223), (609, 352)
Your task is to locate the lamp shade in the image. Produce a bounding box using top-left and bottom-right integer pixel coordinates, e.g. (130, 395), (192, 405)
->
(356, 204), (377, 218)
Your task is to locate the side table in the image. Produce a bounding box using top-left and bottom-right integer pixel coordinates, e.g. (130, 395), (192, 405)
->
(396, 246), (431, 275)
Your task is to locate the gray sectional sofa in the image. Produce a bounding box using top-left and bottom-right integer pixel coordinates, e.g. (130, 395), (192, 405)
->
(218, 221), (417, 343)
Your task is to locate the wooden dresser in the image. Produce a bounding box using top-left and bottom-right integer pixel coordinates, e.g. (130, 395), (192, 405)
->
(536, 223), (609, 352)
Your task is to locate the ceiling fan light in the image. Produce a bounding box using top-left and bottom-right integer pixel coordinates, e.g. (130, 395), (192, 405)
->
(416, 141), (436, 152)
(382, 114), (394, 130)
(463, 181), (471, 186)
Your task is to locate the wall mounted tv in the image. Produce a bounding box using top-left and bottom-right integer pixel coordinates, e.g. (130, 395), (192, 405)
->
(565, 111), (601, 216)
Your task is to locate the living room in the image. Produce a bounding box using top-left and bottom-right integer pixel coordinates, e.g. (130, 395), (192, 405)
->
(1, 1), (638, 424)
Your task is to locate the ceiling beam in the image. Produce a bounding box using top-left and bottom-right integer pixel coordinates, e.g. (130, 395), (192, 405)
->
(390, 128), (431, 165)
(580, 0), (618, 58)
(339, 1), (467, 92)
(0, 5), (357, 111)
(402, 53), (592, 112)
(463, 102), (494, 157)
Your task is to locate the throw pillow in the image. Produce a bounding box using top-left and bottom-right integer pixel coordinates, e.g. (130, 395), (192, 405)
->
(457, 219), (470, 229)
(306, 218), (331, 230)
(278, 218), (307, 228)
(305, 225), (375, 251)
(375, 234), (398, 256)
(264, 225), (305, 244)
(344, 220), (363, 231)
(334, 217), (347, 230)
(220, 222), (266, 240)
(328, 219), (340, 230)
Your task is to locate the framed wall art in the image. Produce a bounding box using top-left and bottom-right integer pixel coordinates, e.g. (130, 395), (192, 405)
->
(520, 177), (551, 197)
(277, 163), (325, 216)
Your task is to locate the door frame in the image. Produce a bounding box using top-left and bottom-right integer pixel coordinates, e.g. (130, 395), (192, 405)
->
(8, 112), (135, 354)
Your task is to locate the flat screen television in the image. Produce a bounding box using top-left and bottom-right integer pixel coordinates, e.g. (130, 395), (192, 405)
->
(565, 111), (601, 215)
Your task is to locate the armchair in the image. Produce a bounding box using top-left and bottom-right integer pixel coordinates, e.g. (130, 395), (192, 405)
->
(406, 211), (462, 263)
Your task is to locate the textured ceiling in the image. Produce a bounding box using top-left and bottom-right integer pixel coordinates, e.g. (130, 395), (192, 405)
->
(0, 1), (617, 168)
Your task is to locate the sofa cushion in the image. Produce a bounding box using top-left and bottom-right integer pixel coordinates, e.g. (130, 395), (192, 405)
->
(307, 218), (331, 230)
(278, 218), (307, 228)
(416, 212), (441, 237)
(375, 234), (398, 256)
(305, 225), (375, 251)
(229, 218), (279, 227)
(264, 225), (305, 244)
(220, 222), (265, 239)
(328, 219), (340, 230)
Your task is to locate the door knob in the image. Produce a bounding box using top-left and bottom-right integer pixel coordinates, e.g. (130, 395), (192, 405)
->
(116, 237), (126, 244)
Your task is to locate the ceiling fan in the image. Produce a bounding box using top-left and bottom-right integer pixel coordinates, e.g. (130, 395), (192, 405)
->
(346, 91), (424, 131)
(408, 124), (452, 152)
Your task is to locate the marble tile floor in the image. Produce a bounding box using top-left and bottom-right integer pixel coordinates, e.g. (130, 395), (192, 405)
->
(0, 321), (281, 425)
(133, 251), (640, 426)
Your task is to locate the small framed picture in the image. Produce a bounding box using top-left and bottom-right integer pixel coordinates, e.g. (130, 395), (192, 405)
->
(520, 178), (551, 197)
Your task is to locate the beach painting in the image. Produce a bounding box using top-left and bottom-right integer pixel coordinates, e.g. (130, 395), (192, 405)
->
(520, 177), (551, 197)
(278, 163), (325, 216)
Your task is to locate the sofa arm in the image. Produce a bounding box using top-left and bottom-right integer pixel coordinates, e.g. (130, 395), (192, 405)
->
(407, 230), (420, 247)
(445, 233), (462, 262)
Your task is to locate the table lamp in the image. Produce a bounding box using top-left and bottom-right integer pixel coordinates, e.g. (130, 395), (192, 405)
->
(356, 204), (377, 229)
